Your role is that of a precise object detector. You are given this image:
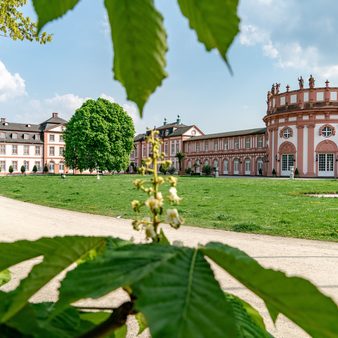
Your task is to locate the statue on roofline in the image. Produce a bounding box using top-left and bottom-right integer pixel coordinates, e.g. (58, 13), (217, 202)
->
(309, 74), (315, 88)
(275, 83), (280, 94)
(271, 83), (275, 95)
(298, 76), (304, 89)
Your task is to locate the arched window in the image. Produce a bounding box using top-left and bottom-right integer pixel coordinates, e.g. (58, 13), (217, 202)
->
(245, 159), (251, 175)
(223, 159), (228, 175)
(233, 159), (239, 175)
(213, 159), (218, 168)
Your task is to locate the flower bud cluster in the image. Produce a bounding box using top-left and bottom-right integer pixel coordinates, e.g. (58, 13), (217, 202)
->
(131, 129), (184, 242)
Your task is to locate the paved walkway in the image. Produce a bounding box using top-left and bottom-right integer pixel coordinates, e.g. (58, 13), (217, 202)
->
(0, 196), (337, 337)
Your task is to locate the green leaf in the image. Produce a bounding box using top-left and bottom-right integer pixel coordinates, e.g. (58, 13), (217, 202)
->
(158, 228), (170, 245)
(132, 247), (237, 338)
(59, 244), (238, 337)
(135, 312), (148, 335)
(32, 0), (81, 32)
(177, 0), (240, 68)
(0, 236), (115, 322)
(79, 311), (111, 325)
(57, 244), (178, 309)
(224, 293), (272, 338)
(0, 270), (11, 287)
(104, 0), (168, 115)
(202, 242), (338, 338)
(4, 302), (95, 338)
(79, 312), (127, 338)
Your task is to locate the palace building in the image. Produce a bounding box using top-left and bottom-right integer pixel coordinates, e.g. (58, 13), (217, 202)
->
(2, 76), (338, 178)
(133, 76), (338, 178)
(0, 113), (66, 174)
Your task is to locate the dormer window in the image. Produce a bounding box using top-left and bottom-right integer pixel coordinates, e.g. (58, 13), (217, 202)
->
(23, 134), (29, 140)
(35, 134), (40, 140)
(0, 132), (5, 139)
(12, 133), (17, 139)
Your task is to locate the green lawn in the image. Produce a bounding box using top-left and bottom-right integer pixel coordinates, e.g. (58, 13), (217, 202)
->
(0, 175), (337, 241)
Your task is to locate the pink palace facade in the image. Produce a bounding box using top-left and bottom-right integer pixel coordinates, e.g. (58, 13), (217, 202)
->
(132, 76), (338, 178)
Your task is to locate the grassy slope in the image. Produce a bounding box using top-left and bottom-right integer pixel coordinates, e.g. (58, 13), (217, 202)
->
(0, 175), (337, 241)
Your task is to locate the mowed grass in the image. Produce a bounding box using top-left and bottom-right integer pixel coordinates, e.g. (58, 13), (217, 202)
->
(0, 175), (337, 241)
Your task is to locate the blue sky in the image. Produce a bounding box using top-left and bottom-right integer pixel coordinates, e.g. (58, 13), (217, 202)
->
(1, 0), (338, 134)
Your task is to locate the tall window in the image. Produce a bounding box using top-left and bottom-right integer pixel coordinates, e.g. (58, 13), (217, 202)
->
(24, 160), (29, 171)
(0, 144), (5, 155)
(205, 141), (209, 151)
(0, 161), (5, 171)
(24, 145), (29, 155)
(49, 134), (55, 141)
(35, 146), (41, 156)
(234, 138), (239, 149)
(257, 136), (263, 148)
(49, 146), (55, 156)
(35, 161), (41, 170)
(59, 162), (65, 171)
(59, 147), (64, 156)
(176, 140), (180, 153)
(224, 139), (228, 150)
(196, 142), (200, 152)
(49, 162), (55, 172)
(164, 143), (168, 156)
(12, 145), (17, 155)
(214, 140), (218, 151)
(171, 142), (175, 155)
(59, 134), (64, 142)
(245, 137), (251, 149)
(12, 161), (18, 171)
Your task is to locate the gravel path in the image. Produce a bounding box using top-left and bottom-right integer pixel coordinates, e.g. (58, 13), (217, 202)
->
(0, 196), (337, 337)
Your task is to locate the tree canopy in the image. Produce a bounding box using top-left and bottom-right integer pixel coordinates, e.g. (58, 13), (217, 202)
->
(0, 0), (52, 43)
(64, 98), (135, 172)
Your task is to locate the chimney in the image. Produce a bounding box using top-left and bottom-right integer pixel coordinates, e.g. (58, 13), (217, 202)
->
(0, 118), (6, 124)
(163, 117), (167, 125)
(52, 112), (58, 118)
(176, 115), (181, 124)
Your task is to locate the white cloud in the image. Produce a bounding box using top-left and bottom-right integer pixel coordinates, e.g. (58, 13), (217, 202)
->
(262, 41), (279, 59)
(239, 23), (338, 83)
(239, 24), (268, 46)
(0, 61), (26, 102)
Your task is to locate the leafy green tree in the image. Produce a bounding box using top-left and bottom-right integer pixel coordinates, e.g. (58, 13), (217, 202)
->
(20, 165), (25, 174)
(175, 151), (185, 172)
(0, 0), (52, 43)
(31, 0), (239, 116)
(8, 165), (13, 174)
(64, 98), (135, 172)
(32, 165), (38, 174)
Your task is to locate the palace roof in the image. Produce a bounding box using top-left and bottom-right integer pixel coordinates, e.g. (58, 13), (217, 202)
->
(187, 127), (266, 141)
